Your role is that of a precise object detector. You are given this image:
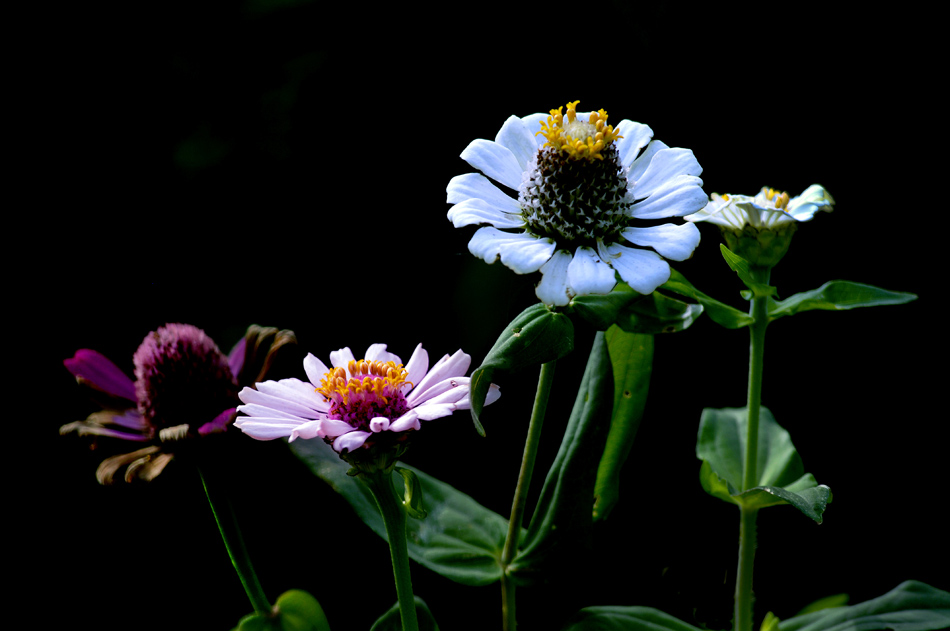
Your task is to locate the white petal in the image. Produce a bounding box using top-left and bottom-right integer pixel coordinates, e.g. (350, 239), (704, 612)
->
(403, 344), (428, 391)
(628, 176), (707, 219)
(412, 378), (470, 407)
(627, 139), (668, 184)
(520, 112), (549, 148)
(390, 412), (421, 432)
(447, 197), (525, 229)
(495, 115), (539, 172)
(303, 354), (330, 388)
(632, 148), (703, 200)
(614, 120), (654, 169)
(467, 227), (555, 274)
(235, 419), (301, 441)
(408, 350), (471, 405)
(289, 421), (324, 442)
(454, 383), (501, 410)
(236, 402), (308, 422)
(370, 417), (390, 432)
(412, 402), (457, 421)
(567, 246), (618, 296)
(598, 241), (671, 294)
(319, 418), (357, 437)
(446, 173), (521, 213)
(364, 343), (401, 366)
(535, 249), (573, 306)
(333, 431), (371, 453)
(787, 184), (834, 221)
(461, 138), (525, 190)
(621, 223), (701, 262)
(238, 385), (323, 419)
(329, 347), (356, 371)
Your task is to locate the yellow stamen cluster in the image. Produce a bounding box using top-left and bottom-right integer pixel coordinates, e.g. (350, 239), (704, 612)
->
(536, 100), (623, 161)
(763, 187), (791, 211)
(317, 359), (410, 405)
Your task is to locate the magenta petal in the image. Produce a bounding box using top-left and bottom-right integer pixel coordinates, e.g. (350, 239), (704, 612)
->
(228, 337), (246, 382)
(64, 349), (137, 402)
(198, 408), (236, 436)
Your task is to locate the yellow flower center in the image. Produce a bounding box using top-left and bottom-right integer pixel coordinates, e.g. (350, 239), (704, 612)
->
(763, 187), (790, 211)
(536, 100), (623, 161)
(317, 359), (410, 406)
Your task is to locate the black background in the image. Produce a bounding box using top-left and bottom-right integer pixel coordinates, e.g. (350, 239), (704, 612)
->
(23, 1), (946, 629)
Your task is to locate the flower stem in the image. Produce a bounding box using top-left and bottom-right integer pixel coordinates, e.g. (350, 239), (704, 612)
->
(735, 265), (771, 631)
(500, 360), (557, 631)
(363, 470), (420, 631)
(199, 466), (271, 615)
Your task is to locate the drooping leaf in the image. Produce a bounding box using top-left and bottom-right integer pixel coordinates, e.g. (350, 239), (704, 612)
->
(571, 282), (644, 331)
(510, 331), (613, 583)
(369, 596), (440, 631)
(233, 590), (331, 631)
(662, 268), (754, 329)
(616, 290), (703, 334)
(778, 581), (950, 631)
(470, 303), (574, 435)
(696, 407), (831, 523)
(720, 244), (777, 298)
(769, 280), (917, 321)
(291, 440), (510, 586)
(593, 326), (653, 521)
(562, 606), (703, 631)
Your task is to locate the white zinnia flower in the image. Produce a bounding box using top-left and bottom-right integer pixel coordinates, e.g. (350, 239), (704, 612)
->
(447, 100), (707, 306)
(687, 185), (835, 231)
(235, 343), (500, 453)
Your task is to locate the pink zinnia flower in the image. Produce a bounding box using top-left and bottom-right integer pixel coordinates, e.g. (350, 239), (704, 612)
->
(235, 343), (500, 453)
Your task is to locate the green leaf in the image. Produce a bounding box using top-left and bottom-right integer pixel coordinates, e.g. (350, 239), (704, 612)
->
(778, 581), (950, 631)
(470, 303), (574, 435)
(570, 282), (644, 331)
(720, 244), (777, 298)
(233, 590), (331, 631)
(616, 290), (703, 334)
(593, 326), (653, 521)
(761, 612), (781, 631)
(291, 439), (510, 586)
(795, 594), (849, 616)
(510, 331), (613, 583)
(369, 596), (440, 631)
(696, 407), (831, 523)
(662, 268), (754, 329)
(395, 467), (427, 520)
(769, 280), (917, 321)
(562, 606), (703, 631)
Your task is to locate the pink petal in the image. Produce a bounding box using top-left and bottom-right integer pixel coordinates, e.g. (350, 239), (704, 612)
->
(64, 349), (136, 402)
(333, 430), (372, 453)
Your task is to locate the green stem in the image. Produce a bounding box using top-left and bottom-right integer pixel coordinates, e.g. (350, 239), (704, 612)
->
(363, 470), (419, 631)
(734, 506), (759, 631)
(500, 360), (557, 631)
(743, 266), (771, 492)
(736, 265), (771, 631)
(199, 467), (271, 615)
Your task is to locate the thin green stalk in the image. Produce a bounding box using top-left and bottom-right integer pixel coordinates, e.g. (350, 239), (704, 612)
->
(199, 467), (271, 615)
(500, 360), (557, 631)
(736, 265), (771, 631)
(734, 506), (759, 631)
(363, 470), (419, 631)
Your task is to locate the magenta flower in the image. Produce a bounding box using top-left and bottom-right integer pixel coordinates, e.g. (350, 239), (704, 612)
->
(62, 323), (296, 483)
(235, 343), (500, 454)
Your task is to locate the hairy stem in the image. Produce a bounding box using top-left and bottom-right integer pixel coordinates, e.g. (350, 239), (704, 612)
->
(501, 360), (557, 631)
(363, 469), (419, 631)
